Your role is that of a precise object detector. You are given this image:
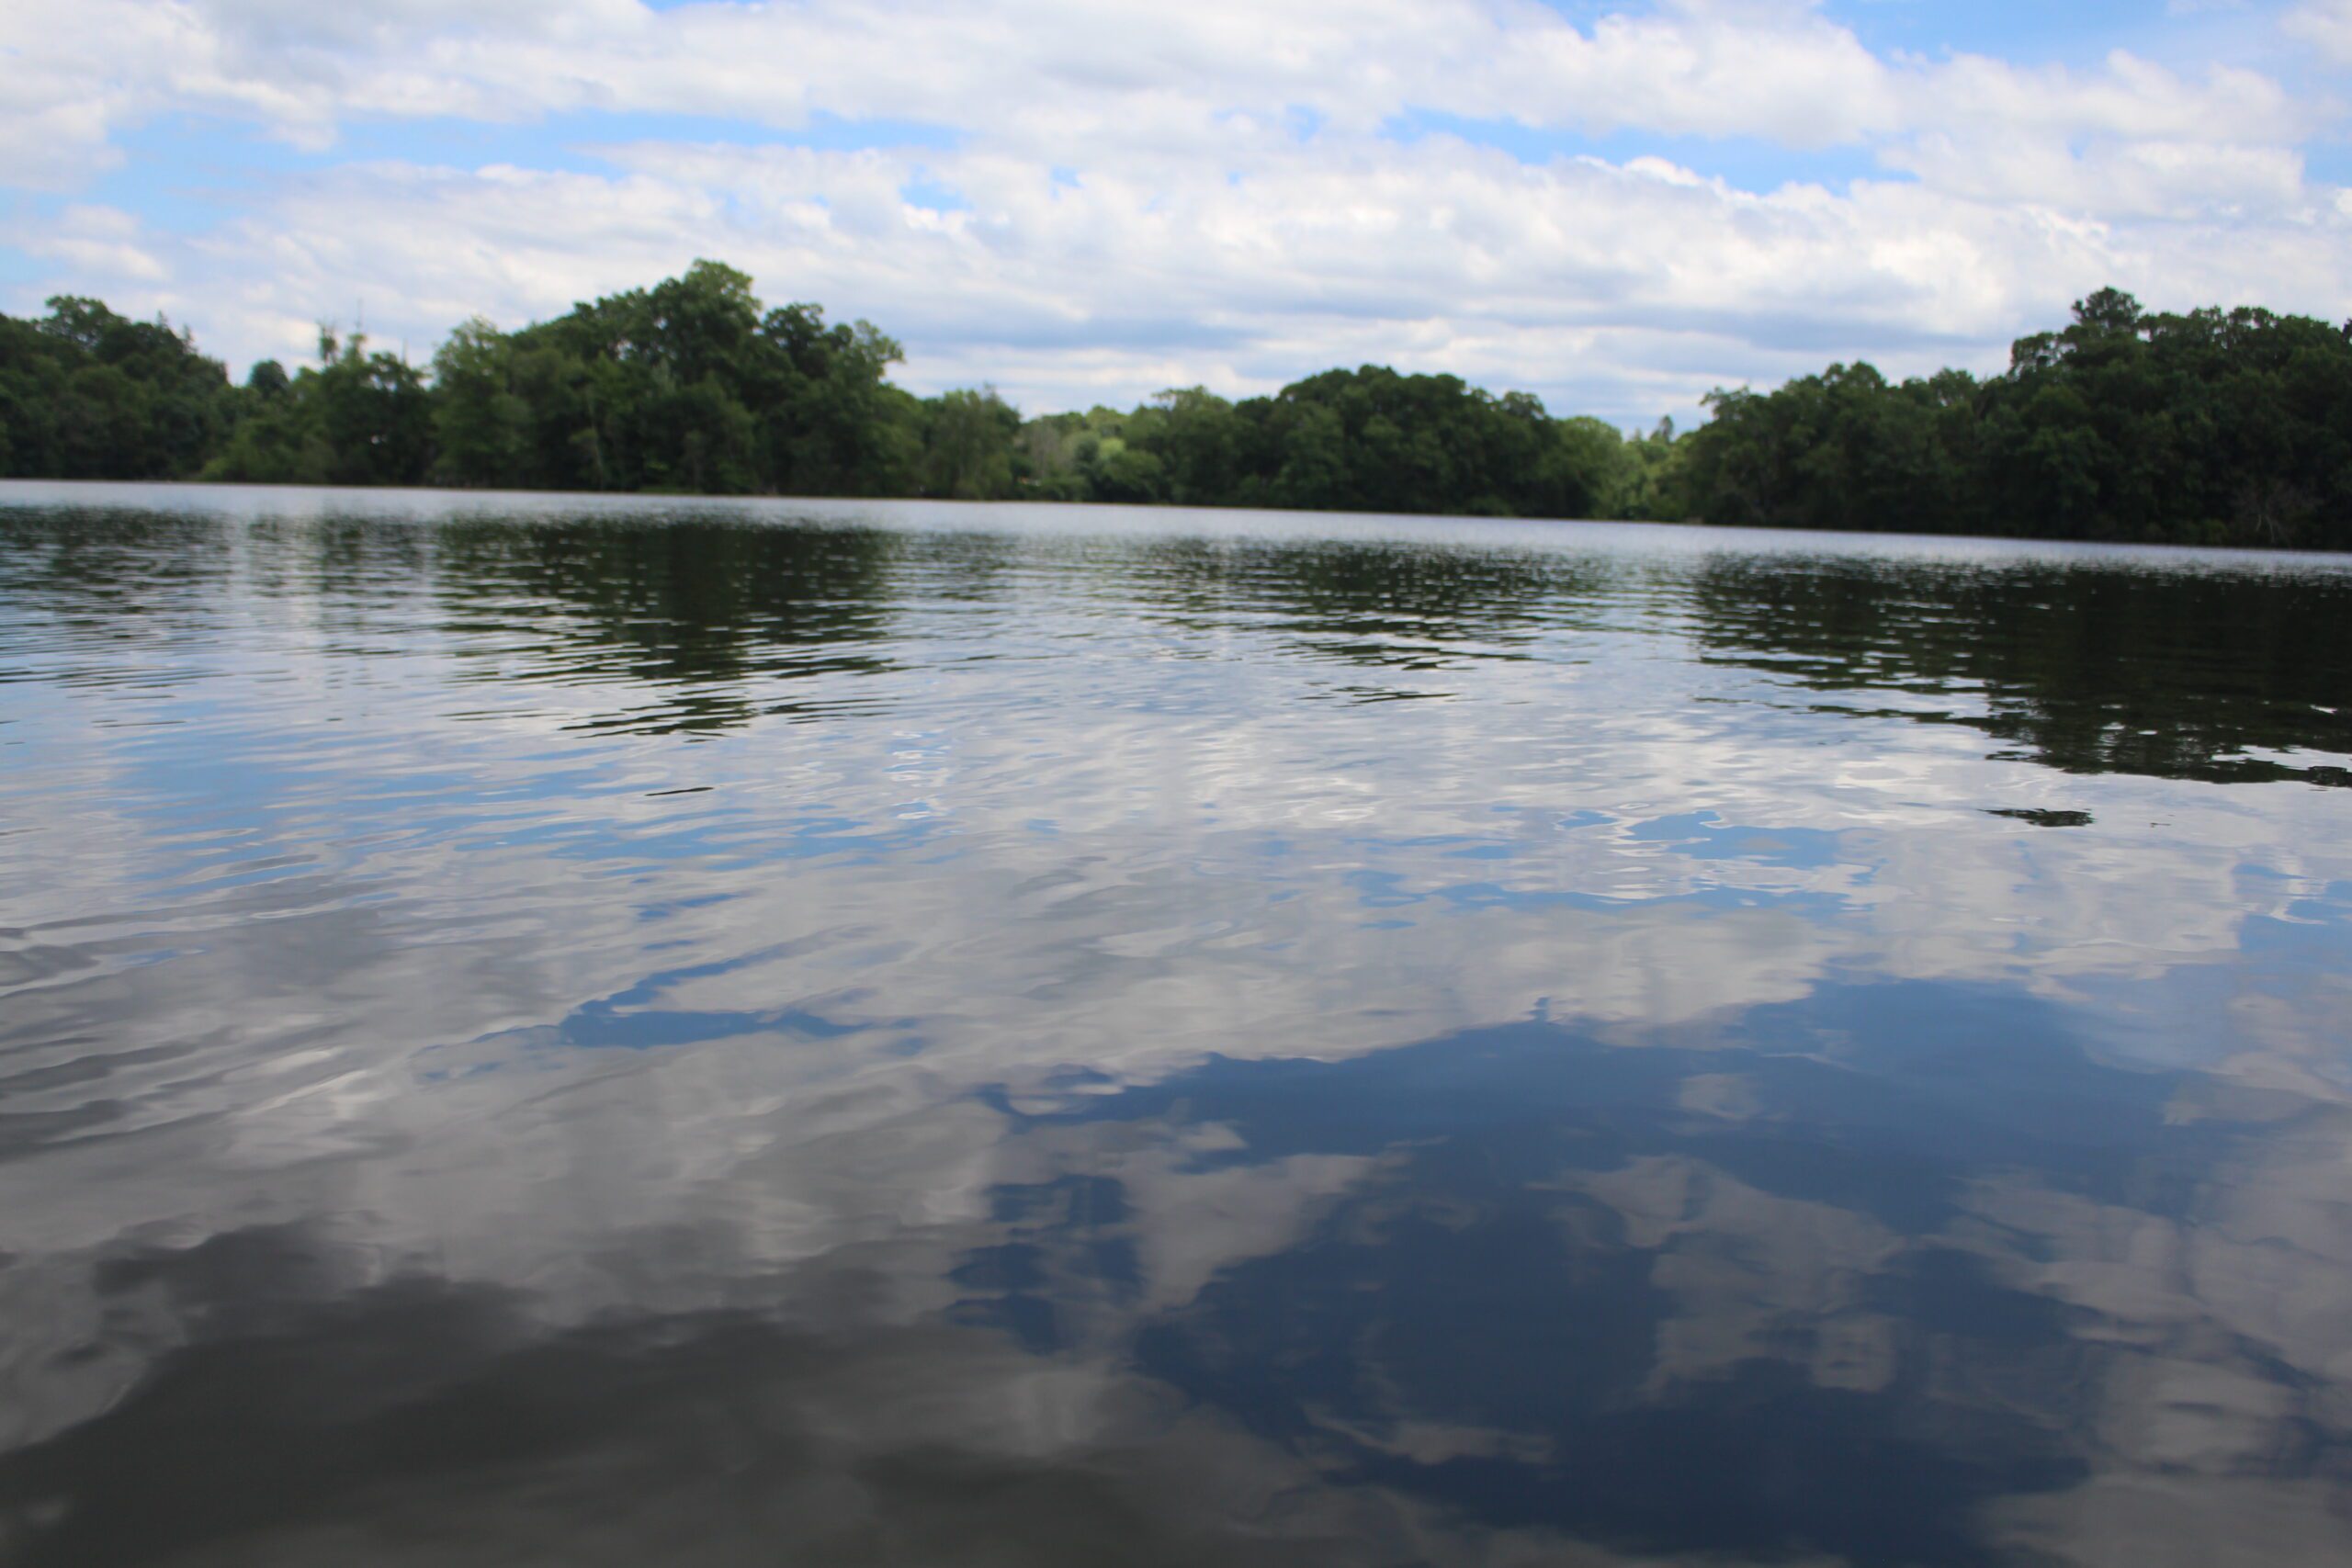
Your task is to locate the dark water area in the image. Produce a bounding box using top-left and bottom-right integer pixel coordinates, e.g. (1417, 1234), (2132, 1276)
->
(3, 483), (2351, 1567)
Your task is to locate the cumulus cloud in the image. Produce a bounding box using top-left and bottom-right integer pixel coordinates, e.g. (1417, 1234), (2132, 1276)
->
(6, 205), (169, 283)
(2283, 0), (2352, 65)
(0, 0), (2346, 416)
(109, 130), (2346, 419)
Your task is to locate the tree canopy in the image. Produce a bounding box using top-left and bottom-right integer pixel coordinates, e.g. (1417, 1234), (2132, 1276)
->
(1682, 289), (2352, 549)
(4, 268), (2347, 548)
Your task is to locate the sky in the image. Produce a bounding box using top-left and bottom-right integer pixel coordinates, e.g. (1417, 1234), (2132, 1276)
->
(1, 0), (2349, 424)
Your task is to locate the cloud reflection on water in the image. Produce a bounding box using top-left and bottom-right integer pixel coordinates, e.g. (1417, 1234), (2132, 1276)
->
(2, 485), (2350, 1564)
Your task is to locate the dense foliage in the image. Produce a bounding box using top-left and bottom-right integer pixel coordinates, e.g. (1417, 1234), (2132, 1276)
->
(0, 262), (1684, 520)
(1684, 288), (2352, 549)
(0, 298), (234, 480)
(1013, 374), (1682, 522)
(4, 265), (2348, 547)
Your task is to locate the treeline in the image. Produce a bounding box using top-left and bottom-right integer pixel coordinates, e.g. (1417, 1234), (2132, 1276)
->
(0, 261), (1679, 520)
(3, 263), (2348, 547)
(1684, 289), (2352, 549)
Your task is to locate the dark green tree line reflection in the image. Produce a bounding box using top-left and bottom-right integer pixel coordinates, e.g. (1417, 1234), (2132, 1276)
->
(1688, 558), (2352, 786)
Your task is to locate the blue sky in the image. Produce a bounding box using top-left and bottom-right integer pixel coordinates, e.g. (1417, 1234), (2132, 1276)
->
(2, 0), (2347, 422)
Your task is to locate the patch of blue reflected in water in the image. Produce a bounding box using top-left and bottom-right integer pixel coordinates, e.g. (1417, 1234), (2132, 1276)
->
(2, 485), (2351, 1565)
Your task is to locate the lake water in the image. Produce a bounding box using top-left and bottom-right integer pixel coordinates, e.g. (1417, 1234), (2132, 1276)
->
(3, 482), (2351, 1567)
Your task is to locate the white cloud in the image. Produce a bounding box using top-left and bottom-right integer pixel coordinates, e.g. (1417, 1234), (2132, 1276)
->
(8, 1), (2303, 165)
(2283, 0), (2352, 66)
(0, 0), (2346, 415)
(1, 204), (169, 283)
(56, 128), (2335, 419)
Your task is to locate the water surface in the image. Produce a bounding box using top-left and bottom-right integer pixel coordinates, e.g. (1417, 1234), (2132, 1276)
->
(3, 483), (2351, 1566)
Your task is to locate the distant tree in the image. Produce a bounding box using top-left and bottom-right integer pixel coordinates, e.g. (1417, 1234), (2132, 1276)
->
(0, 296), (231, 479)
(431, 318), (528, 488)
(922, 388), (1021, 499)
(6, 271), (2346, 548)
(1679, 288), (2352, 548)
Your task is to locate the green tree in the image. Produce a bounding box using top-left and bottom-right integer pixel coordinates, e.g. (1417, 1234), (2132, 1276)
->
(431, 318), (528, 488)
(7, 270), (2347, 548)
(922, 388), (1020, 499)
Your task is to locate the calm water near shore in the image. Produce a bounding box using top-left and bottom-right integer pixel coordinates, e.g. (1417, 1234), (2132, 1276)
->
(4, 482), (2351, 1566)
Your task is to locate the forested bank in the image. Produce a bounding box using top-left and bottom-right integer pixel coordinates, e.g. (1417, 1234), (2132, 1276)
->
(1686, 288), (2352, 550)
(4, 262), (2348, 548)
